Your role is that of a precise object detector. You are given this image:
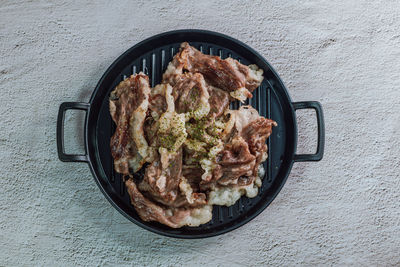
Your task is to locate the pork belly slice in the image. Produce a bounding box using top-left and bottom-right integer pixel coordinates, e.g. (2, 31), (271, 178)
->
(163, 42), (264, 101)
(109, 72), (152, 175)
(126, 179), (212, 228)
(220, 106), (276, 179)
(201, 106), (276, 199)
(225, 106), (276, 162)
(138, 148), (207, 208)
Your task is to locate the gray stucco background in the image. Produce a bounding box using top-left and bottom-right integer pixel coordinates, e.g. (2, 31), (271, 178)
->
(1, 0), (399, 266)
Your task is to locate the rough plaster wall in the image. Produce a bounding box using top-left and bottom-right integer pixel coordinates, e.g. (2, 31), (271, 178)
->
(1, 0), (399, 266)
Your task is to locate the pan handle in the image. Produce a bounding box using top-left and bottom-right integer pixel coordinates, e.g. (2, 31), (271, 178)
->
(292, 101), (325, 162)
(57, 102), (89, 162)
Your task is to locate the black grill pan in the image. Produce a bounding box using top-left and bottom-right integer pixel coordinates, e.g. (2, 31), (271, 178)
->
(57, 30), (325, 238)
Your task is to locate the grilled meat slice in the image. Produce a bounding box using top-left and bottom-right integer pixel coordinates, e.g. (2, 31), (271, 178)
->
(202, 106), (276, 189)
(138, 148), (206, 208)
(163, 42), (264, 101)
(242, 117), (276, 165)
(126, 179), (211, 228)
(109, 72), (152, 175)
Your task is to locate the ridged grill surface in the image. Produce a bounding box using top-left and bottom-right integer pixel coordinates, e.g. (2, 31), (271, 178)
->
(94, 35), (290, 237)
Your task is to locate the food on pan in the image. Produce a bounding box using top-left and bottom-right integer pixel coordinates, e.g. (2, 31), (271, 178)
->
(110, 42), (277, 228)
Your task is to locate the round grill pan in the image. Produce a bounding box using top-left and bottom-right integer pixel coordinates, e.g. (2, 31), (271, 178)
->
(57, 29), (325, 238)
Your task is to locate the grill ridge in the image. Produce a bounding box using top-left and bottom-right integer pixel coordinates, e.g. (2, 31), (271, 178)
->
(267, 87), (272, 183)
(151, 53), (156, 87)
(119, 173), (124, 196)
(141, 58), (147, 74)
(110, 118), (115, 183)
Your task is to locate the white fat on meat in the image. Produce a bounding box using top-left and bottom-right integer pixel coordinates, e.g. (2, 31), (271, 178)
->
(157, 84), (188, 152)
(179, 177), (194, 204)
(248, 64), (264, 84)
(208, 181), (260, 207)
(176, 205), (213, 227)
(130, 75), (152, 161)
(226, 105), (262, 134)
(200, 140), (224, 181)
(230, 87), (251, 102)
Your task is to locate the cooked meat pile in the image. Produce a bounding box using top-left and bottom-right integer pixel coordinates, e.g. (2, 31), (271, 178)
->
(110, 42), (277, 228)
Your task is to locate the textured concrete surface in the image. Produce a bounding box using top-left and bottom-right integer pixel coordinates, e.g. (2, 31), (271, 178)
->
(1, 0), (400, 266)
